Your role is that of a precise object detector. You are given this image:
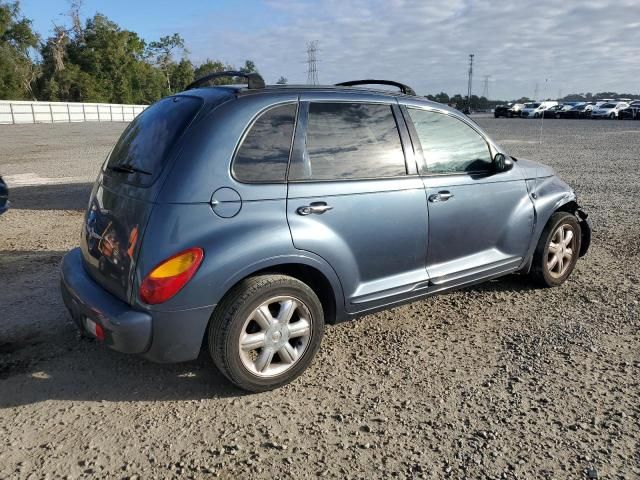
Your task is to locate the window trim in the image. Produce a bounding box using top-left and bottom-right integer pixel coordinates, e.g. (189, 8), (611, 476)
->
(402, 106), (495, 177)
(287, 100), (412, 183)
(230, 101), (299, 185)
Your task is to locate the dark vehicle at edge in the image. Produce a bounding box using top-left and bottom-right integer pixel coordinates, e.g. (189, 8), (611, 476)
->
(0, 176), (8, 215)
(618, 101), (640, 120)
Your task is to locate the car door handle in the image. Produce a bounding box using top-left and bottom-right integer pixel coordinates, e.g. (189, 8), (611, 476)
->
(297, 202), (333, 215)
(428, 191), (454, 203)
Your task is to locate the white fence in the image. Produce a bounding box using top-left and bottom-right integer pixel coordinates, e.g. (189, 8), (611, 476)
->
(0, 100), (147, 125)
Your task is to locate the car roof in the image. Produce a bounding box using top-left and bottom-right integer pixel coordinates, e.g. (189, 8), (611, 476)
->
(180, 83), (454, 112)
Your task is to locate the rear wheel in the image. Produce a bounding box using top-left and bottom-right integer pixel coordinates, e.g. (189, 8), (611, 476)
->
(609, 113), (615, 119)
(208, 274), (324, 392)
(530, 212), (581, 287)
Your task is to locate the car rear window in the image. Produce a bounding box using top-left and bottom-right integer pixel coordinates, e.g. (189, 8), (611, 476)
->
(232, 103), (297, 183)
(106, 96), (202, 185)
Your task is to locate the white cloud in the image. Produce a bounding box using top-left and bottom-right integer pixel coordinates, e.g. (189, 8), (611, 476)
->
(185, 0), (640, 99)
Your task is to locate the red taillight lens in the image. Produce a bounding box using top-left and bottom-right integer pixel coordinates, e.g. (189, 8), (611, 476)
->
(139, 248), (204, 304)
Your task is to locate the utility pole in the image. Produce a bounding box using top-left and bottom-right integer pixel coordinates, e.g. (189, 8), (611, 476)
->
(306, 41), (319, 85)
(467, 54), (474, 110)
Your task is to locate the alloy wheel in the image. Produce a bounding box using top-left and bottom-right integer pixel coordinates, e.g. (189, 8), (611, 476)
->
(238, 296), (312, 377)
(547, 224), (576, 278)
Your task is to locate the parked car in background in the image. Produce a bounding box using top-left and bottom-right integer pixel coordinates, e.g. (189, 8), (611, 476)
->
(521, 101), (559, 118)
(519, 102), (541, 118)
(0, 176), (8, 215)
(541, 104), (565, 118)
(618, 101), (640, 120)
(494, 104), (512, 118)
(559, 104), (590, 119)
(509, 103), (525, 117)
(591, 102), (630, 119)
(60, 73), (591, 392)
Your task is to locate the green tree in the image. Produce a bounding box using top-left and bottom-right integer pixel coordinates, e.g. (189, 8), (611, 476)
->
(193, 58), (234, 85)
(39, 12), (167, 103)
(239, 59), (257, 73)
(148, 33), (188, 93)
(0, 1), (39, 99)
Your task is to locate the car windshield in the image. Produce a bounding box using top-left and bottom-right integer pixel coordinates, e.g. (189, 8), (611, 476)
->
(600, 103), (616, 108)
(573, 105), (586, 110)
(525, 103), (540, 108)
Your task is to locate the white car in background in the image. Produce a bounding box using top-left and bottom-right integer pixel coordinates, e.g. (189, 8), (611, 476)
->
(590, 102), (630, 119)
(519, 102), (540, 118)
(521, 101), (559, 118)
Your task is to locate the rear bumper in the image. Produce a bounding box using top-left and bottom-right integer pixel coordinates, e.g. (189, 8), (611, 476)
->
(60, 248), (214, 363)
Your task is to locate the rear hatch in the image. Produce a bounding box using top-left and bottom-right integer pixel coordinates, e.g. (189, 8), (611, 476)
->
(80, 95), (203, 303)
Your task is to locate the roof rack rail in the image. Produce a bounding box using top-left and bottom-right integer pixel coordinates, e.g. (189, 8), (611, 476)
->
(186, 71), (265, 90)
(335, 79), (416, 96)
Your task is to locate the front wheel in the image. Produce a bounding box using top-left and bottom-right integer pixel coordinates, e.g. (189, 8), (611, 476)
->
(609, 113), (615, 119)
(530, 212), (582, 287)
(209, 274), (324, 392)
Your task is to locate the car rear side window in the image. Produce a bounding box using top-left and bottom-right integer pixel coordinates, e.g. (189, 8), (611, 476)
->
(233, 103), (297, 183)
(290, 102), (406, 181)
(106, 96), (202, 185)
(407, 108), (492, 174)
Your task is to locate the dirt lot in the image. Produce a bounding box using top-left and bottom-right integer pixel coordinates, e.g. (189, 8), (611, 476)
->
(0, 118), (638, 479)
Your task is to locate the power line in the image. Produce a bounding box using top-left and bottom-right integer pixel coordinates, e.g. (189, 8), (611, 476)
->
(306, 41), (319, 85)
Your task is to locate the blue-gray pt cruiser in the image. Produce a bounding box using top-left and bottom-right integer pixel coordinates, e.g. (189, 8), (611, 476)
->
(60, 73), (591, 392)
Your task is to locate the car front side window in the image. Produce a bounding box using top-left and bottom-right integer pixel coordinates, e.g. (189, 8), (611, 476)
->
(407, 108), (492, 175)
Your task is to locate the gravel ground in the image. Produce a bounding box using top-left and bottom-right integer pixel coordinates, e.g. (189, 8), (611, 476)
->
(0, 118), (639, 479)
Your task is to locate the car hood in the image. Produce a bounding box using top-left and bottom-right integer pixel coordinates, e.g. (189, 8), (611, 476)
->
(516, 157), (555, 180)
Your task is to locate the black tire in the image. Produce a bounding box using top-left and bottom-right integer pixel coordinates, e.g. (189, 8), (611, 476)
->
(530, 212), (582, 287)
(555, 113), (561, 119)
(208, 274), (324, 392)
(609, 113), (615, 119)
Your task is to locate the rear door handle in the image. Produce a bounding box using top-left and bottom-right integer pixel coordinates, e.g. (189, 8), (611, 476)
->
(428, 191), (454, 203)
(297, 201), (333, 215)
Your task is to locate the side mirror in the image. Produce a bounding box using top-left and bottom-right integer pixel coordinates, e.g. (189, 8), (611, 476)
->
(493, 153), (514, 172)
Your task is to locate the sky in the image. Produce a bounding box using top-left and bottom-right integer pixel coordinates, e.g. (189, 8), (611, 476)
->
(20, 0), (640, 99)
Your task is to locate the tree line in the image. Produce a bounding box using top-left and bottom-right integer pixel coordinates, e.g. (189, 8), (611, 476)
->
(0, 1), (270, 104)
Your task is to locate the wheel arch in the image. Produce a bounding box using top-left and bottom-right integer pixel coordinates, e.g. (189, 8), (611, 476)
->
(520, 188), (590, 273)
(213, 255), (344, 326)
